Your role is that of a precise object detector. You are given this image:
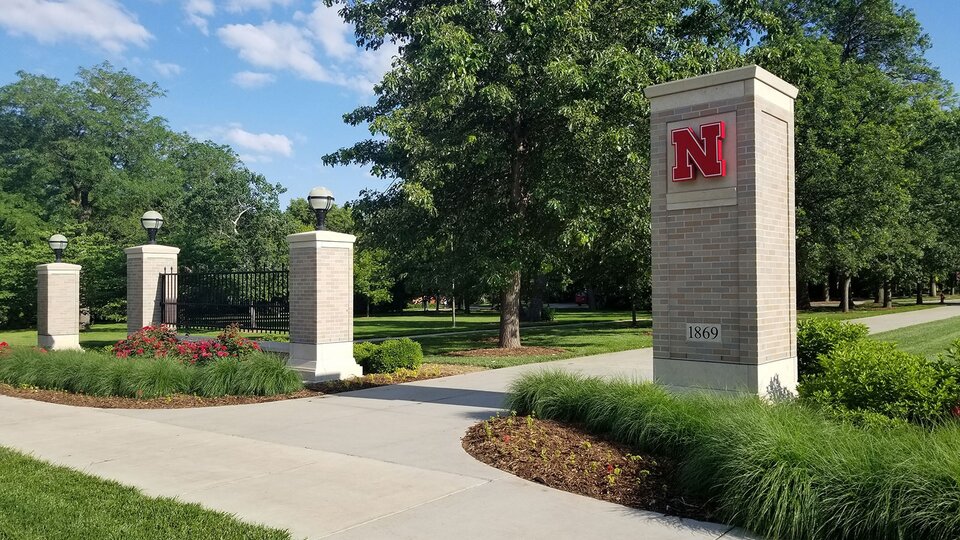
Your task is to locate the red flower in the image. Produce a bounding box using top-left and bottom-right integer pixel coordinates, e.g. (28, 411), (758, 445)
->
(606, 464), (614, 473)
(502, 435), (511, 443)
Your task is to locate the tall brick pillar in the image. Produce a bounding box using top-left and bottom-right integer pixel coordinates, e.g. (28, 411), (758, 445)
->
(37, 263), (82, 350)
(644, 65), (799, 396)
(287, 230), (362, 381)
(125, 245), (179, 335)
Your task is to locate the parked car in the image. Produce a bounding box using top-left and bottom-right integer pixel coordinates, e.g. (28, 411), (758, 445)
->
(575, 291), (588, 306)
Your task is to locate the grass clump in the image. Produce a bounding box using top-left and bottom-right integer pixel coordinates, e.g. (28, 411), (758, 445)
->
(0, 348), (301, 398)
(0, 446), (290, 539)
(507, 371), (960, 540)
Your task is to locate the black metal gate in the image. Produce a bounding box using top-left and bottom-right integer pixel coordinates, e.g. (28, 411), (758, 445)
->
(160, 270), (289, 333)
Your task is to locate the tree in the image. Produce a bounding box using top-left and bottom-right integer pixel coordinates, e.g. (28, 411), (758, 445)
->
(325, 0), (746, 346)
(355, 248), (395, 316)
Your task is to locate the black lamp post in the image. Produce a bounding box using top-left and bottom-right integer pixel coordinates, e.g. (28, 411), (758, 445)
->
(140, 211), (164, 244)
(48, 234), (67, 263)
(307, 187), (335, 231)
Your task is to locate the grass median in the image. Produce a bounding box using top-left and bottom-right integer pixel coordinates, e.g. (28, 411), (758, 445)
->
(0, 446), (290, 540)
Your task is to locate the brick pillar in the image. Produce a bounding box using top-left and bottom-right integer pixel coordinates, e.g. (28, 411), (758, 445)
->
(37, 263), (82, 350)
(125, 245), (179, 335)
(287, 230), (362, 381)
(644, 65), (799, 396)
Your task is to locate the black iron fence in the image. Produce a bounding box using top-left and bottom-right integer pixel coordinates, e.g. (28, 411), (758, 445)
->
(160, 269), (289, 333)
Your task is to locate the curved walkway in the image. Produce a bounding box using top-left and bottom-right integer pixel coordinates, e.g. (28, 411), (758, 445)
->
(3, 307), (957, 540)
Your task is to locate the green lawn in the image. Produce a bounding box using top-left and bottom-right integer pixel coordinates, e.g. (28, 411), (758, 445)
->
(799, 299), (941, 321)
(870, 315), (960, 358)
(417, 320), (653, 368)
(0, 446), (290, 540)
(0, 309), (640, 349)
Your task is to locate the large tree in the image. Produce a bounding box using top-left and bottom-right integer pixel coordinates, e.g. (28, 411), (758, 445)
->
(325, 0), (746, 346)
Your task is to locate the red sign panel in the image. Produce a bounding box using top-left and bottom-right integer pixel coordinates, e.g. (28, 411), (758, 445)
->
(671, 121), (727, 182)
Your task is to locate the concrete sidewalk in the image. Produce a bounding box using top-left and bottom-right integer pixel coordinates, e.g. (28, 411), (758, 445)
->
(0, 348), (751, 540)
(4, 305), (955, 540)
(850, 303), (960, 334)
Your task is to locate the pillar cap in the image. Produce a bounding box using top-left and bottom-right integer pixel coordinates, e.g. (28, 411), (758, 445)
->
(36, 263), (81, 273)
(124, 244), (181, 256)
(644, 64), (798, 100)
(286, 230), (356, 246)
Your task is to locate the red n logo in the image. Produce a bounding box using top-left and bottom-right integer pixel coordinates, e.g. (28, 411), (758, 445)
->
(671, 121), (727, 182)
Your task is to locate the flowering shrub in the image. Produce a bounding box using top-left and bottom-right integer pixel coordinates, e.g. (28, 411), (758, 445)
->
(217, 324), (262, 357)
(0, 342), (9, 355)
(112, 325), (261, 365)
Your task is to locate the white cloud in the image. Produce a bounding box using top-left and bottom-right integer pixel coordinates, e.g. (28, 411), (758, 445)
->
(216, 2), (398, 94)
(231, 70), (276, 88)
(225, 0), (290, 12)
(0, 0), (152, 53)
(217, 21), (333, 83)
(222, 125), (294, 157)
(183, 0), (215, 35)
(153, 61), (183, 77)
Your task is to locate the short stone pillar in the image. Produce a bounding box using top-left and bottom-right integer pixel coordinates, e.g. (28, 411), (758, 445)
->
(125, 245), (179, 335)
(644, 65), (799, 396)
(36, 263), (82, 350)
(287, 230), (362, 381)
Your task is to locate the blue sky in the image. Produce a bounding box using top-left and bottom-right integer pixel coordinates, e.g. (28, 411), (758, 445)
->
(0, 0), (957, 209)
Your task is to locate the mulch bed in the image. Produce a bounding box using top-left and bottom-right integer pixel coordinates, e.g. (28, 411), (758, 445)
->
(0, 363), (485, 409)
(447, 346), (566, 357)
(462, 415), (714, 521)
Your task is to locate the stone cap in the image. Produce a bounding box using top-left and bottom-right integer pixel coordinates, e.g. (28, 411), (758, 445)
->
(644, 65), (799, 100)
(124, 244), (181, 256)
(36, 262), (82, 273)
(287, 230), (357, 247)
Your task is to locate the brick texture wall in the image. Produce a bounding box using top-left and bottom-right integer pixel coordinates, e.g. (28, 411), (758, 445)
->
(650, 81), (796, 368)
(289, 240), (354, 345)
(37, 265), (80, 337)
(126, 247), (178, 335)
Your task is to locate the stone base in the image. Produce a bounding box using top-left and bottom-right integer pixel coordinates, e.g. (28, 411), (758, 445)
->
(38, 334), (82, 351)
(653, 356), (797, 398)
(289, 341), (363, 382)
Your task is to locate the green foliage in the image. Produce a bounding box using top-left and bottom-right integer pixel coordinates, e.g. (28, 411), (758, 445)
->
(799, 340), (960, 425)
(796, 318), (868, 376)
(0, 348), (301, 398)
(508, 371), (960, 540)
(353, 342), (379, 366)
(356, 338), (423, 374)
(0, 447), (292, 540)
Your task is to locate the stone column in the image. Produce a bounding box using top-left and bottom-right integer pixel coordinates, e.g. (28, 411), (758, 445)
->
(287, 230), (362, 381)
(37, 263), (82, 350)
(125, 245), (179, 335)
(644, 65), (799, 396)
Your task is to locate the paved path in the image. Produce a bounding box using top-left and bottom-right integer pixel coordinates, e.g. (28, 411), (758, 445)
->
(3, 305), (956, 540)
(850, 302), (960, 334)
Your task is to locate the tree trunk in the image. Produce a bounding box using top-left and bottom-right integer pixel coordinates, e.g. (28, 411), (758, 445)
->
(883, 281), (893, 308)
(499, 270), (522, 348)
(435, 293), (440, 312)
(875, 284), (883, 305)
(917, 282), (924, 304)
(631, 306), (638, 327)
(527, 273), (546, 322)
(464, 298), (471, 315)
(423, 296), (428, 311)
(798, 280), (811, 310)
(823, 282), (831, 303)
(840, 275), (852, 313)
(931, 276), (938, 298)
(366, 298), (371, 318)
(586, 288), (597, 310)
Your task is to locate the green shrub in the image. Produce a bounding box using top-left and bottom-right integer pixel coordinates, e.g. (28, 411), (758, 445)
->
(797, 318), (868, 377)
(799, 340), (959, 425)
(358, 338), (423, 374)
(353, 342), (379, 367)
(507, 371), (960, 540)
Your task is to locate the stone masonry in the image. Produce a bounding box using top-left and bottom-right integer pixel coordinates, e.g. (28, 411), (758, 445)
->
(125, 245), (179, 335)
(287, 230), (362, 381)
(644, 65), (799, 395)
(36, 263), (82, 350)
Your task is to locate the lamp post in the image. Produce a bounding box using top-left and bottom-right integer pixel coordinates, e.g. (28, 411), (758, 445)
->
(140, 211), (164, 244)
(48, 234), (68, 263)
(307, 187), (335, 231)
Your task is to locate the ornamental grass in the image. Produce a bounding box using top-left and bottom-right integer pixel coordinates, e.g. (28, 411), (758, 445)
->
(507, 371), (960, 540)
